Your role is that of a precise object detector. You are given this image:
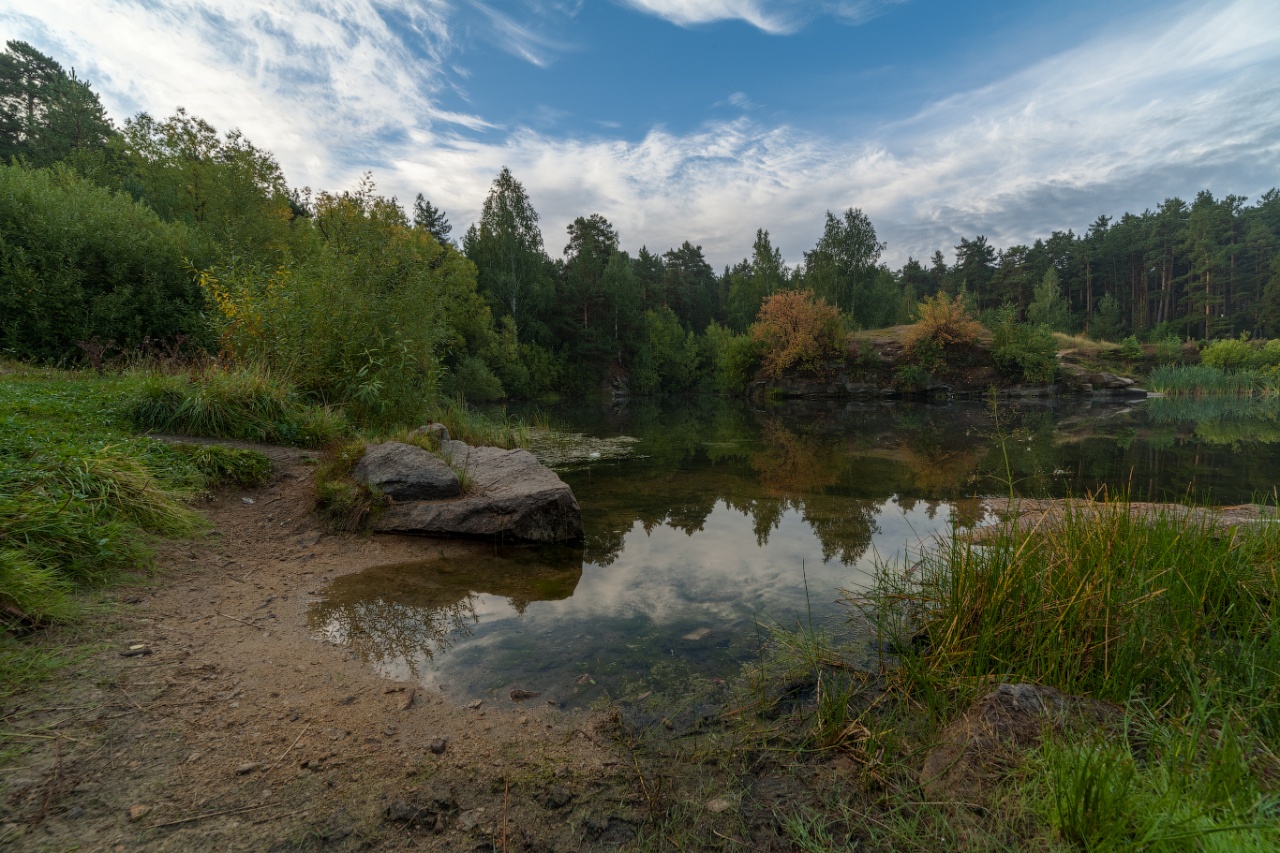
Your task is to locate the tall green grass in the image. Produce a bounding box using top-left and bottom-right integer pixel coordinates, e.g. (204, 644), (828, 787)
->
(1, 367), (271, 689)
(1148, 364), (1280, 397)
(127, 364), (348, 447)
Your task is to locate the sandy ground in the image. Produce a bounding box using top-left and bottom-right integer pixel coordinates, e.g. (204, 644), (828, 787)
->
(1, 444), (642, 851)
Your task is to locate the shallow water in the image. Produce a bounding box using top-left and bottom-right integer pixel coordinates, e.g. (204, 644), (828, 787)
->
(309, 395), (1280, 706)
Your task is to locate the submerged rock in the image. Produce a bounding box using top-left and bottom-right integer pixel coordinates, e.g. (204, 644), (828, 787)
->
(353, 441), (461, 501)
(373, 440), (583, 543)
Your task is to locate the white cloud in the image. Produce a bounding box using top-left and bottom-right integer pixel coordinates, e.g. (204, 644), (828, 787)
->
(2, 0), (1277, 270)
(396, 0), (1280, 267)
(617, 0), (904, 34)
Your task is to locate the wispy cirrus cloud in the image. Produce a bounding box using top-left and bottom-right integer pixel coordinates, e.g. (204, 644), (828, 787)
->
(616, 0), (904, 34)
(1, 0), (1277, 271)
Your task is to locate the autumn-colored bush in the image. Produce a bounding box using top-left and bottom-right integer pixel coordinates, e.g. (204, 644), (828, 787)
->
(750, 289), (844, 378)
(904, 293), (984, 352)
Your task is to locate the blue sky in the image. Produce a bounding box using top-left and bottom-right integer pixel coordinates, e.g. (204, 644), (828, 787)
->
(3, 0), (1279, 268)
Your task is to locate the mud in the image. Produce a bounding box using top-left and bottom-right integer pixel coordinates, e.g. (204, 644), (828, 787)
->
(0, 443), (644, 851)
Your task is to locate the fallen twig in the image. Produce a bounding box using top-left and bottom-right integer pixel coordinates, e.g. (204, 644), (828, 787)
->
(150, 802), (273, 829)
(266, 724), (310, 773)
(216, 612), (263, 631)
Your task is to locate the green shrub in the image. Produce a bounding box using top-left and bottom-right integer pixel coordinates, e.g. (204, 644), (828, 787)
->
(314, 438), (377, 532)
(442, 354), (505, 402)
(987, 305), (1058, 384)
(1119, 335), (1142, 360)
(895, 364), (930, 390)
(1154, 335), (1183, 364)
(702, 322), (763, 394)
(1200, 338), (1256, 371)
(0, 163), (206, 363)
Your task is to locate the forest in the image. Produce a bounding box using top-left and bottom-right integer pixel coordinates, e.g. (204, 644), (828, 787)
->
(4, 39), (1280, 413)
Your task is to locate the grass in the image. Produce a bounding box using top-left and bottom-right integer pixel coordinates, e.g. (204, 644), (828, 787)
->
(1149, 364), (1280, 398)
(127, 364), (349, 447)
(623, 493), (1280, 851)
(0, 363), (272, 693)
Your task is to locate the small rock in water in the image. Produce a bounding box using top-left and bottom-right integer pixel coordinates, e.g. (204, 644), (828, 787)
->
(575, 674), (595, 686)
(681, 627), (711, 642)
(465, 699), (483, 710)
(509, 688), (540, 702)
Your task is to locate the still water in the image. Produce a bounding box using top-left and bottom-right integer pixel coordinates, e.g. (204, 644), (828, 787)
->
(309, 395), (1280, 705)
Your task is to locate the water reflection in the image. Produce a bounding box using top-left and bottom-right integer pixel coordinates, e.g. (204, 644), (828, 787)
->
(311, 396), (1280, 704)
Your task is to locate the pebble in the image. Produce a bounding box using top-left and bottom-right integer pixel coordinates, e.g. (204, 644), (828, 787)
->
(235, 762), (261, 775)
(429, 738), (447, 755)
(465, 699), (482, 710)
(705, 797), (733, 814)
(127, 804), (150, 822)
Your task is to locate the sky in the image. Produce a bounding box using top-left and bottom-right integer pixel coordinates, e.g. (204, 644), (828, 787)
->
(3, 0), (1279, 268)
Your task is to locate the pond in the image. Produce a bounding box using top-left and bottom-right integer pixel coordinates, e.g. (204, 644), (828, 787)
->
(308, 395), (1280, 706)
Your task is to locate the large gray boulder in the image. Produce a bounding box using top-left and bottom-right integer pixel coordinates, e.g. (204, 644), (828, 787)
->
(353, 441), (461, 501)
(373, 440), (583, 543)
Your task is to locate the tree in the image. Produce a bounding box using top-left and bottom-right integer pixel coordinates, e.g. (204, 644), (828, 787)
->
(1027, 268), (1071, 332)
(412, 193), (452, 245)
(120, 109), (296, 262)
(0, 41), (113, 167)
(463, 167), (553, 342)
(803, 208), (885, 325)
(662, 241), (718, 331)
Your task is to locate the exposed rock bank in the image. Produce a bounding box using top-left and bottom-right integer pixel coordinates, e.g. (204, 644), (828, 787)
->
(366, 438), (584, 543)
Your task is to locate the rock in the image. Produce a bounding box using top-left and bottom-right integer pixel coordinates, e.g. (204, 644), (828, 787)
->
(457, 808), (485, 831)
(235, 762), (261, 775)
(704, 796), (733, 813)
(374, 441), (583, 543)
(465, 699), (483, 710)
(410, 422), (451, 443)
(920, 683), (1121, 806)
(353, 442), (461, 501)
(681, 627), (711, 642)
(127, 804), (150, 822)
(509, 689), (540, 701)
(429, 738), (447, 755)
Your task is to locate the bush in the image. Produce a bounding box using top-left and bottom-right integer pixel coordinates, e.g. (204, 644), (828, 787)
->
(442, 354), (505, 402)
(703, 322), (763, 394)
(988, 305), (1058, 384)
(1119, 335), (1142, 360)
(0, 163), (205, 363)
(750, 290), (843, 378)
(1153, 335), (1183, 364)
(904, 293), (984, 353)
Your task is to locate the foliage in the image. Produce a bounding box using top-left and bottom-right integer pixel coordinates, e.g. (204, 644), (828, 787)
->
(0, 162), (203, 363)
(802, 207), (888, 327)
(441, 354), (505, 403)
(1119, 334), (1142, 360)
(198, 176), (490, 428)
(1026, 267), (1072, 332)
(904, 292), (985, 355)
(1091, 294), (1124, 341)
(118, 109), (300, 263)
(314, 438), (375, 532)
(702, 322), (763, 394)
(127, 365), (347, 447)
(632, 306), (702, 394)
(750, 290), (843, 378)
(1200, 336), (1280, 372)
(987, 304), (1058, 384)
(0, 41), (114, 168)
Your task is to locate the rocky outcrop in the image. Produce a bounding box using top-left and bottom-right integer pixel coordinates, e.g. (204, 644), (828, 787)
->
(920, 683), (1122, 807)
(372, 439), (583, 543)
(353, 441), (461, 500)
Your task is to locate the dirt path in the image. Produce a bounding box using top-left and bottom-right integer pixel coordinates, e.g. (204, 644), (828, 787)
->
(1, 445), (641, 851)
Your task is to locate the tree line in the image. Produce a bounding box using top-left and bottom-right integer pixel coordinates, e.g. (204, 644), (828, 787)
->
(4, 39), (1280, 407)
